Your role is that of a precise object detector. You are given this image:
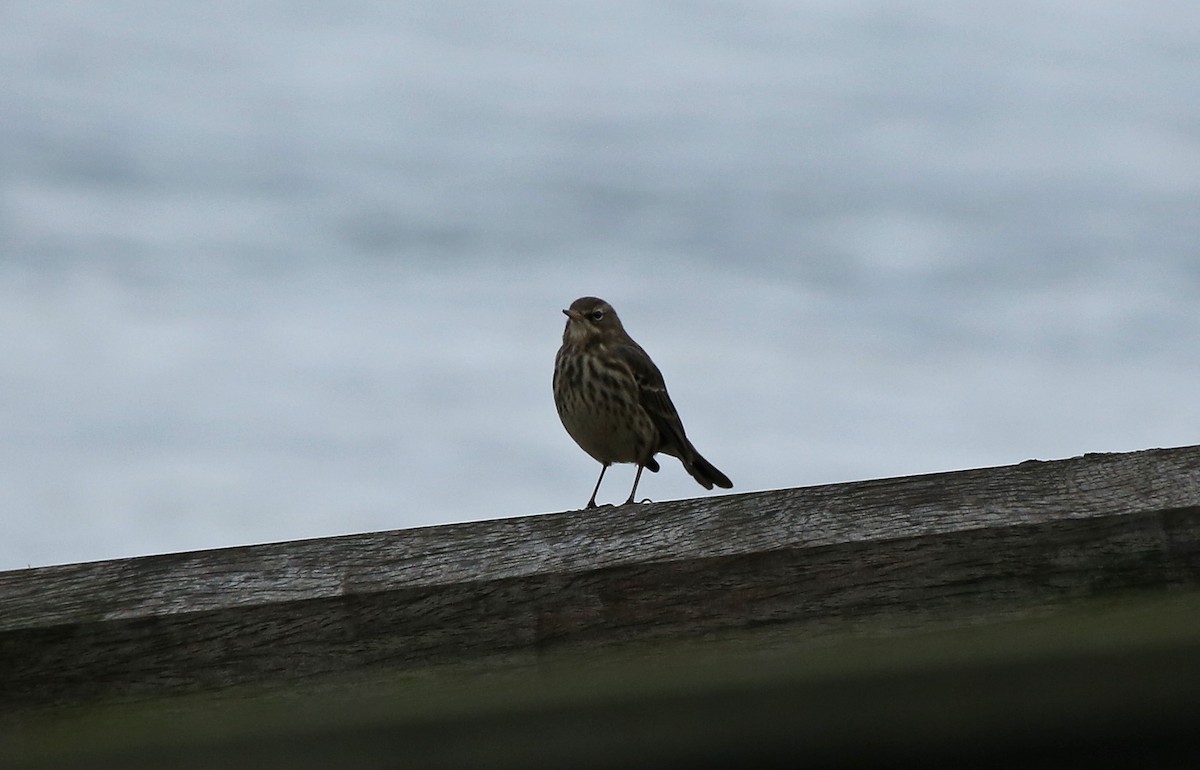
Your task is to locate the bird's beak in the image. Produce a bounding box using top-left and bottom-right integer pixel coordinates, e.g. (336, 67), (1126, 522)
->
(563, 309), (584, 321)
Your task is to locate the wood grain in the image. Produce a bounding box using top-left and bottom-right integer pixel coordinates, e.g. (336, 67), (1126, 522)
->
(2, 445), (1199, 710)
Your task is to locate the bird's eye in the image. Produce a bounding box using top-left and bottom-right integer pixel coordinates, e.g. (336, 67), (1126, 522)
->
(589, 310), (604, 322)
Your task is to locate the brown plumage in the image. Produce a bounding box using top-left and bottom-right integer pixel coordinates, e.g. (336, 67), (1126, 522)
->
(553, 296), (733, 508)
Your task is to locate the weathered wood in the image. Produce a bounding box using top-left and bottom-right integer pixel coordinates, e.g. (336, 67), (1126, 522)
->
(2, 445), (1199, 712)
(8, 591), (1200, 770)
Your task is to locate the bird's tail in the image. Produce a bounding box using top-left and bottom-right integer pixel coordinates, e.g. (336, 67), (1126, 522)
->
(683, 449), (733, 490)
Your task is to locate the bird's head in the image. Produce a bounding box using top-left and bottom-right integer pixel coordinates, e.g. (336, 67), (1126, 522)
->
(562, 296), (624, 344)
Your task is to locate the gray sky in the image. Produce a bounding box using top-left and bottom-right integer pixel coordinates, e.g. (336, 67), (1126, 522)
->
(2, 1), (1198, 569)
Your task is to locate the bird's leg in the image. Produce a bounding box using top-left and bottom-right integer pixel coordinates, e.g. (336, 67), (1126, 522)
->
(586, 464), (609, 509)
(623, 463), (646, 506)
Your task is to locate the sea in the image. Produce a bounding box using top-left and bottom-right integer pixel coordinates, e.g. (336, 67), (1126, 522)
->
(2, 0), (1198, 570)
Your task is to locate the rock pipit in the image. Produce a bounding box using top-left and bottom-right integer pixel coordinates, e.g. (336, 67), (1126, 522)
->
(553, 296), (732, 508)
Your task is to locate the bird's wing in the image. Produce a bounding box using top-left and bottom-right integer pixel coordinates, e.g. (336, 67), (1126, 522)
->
(612, 342), (690, 453)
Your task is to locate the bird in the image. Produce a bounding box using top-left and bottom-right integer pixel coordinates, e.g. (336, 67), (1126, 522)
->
(553, 296), (732, 509)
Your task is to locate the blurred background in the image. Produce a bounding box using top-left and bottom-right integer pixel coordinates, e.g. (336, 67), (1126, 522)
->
(2, 1), (1197, 570)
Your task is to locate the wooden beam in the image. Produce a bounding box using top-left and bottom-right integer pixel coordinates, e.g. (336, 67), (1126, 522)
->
(2, 445), (1199, 712)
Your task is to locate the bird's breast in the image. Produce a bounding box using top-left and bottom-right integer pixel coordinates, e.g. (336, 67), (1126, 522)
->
(554, 346), (656, 464)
